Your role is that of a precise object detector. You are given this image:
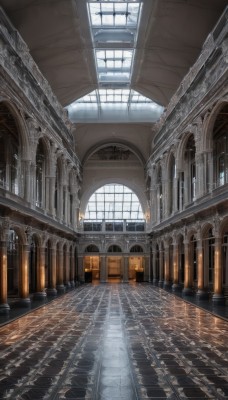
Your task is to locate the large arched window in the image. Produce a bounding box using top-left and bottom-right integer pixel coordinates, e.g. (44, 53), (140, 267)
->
(0, 103), (20, 195)
(84, 184), (144, 221)
(83, 184), (145, 232)
(213, 105), (228, 188)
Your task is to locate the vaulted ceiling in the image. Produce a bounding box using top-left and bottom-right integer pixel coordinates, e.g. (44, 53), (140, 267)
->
(0, 0), (227, 162)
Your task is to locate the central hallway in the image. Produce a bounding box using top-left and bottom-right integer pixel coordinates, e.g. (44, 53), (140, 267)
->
(0, 284), (228, 400)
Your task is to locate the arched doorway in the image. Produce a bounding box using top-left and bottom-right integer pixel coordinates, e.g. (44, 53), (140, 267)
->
(84, 244), (100, 282)
(129, 245), (144, 281)
(107, 245), (122, 282)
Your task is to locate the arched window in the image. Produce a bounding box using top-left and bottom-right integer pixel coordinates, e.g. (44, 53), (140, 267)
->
(108, 245), (122, 253)
(85, 244), (99, 252)
(36, 140), (46, 208)
(130, 245), (143, 253)
(0, 103), (20, 195)
(85, 184), (144, 221)
(213, 105), (228, 187)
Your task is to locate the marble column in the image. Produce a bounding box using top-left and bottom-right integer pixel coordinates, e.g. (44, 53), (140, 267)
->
(144, 255), (150, 282)
(196, 237), (209, 300)
(163, 243), (171, 289)
(212, 236), (225, 305)
(77, 255), (84, 283)
(56, 248), (65, 294)
(152, 243), (158, 284)
(122, 256), (129, 283)
(46, 247), (57, 296)
(64, 250), (71, 288)
(0, 240), (10, 314)
(182, 239), (194, 296)
(172, 241), (181, 291)
(100, 255), (107, 283)
(158, 243), (164, 287)
(33, 246), (47, 300)
(70, 251), (75, 287)
(49, 176), (56, 217)
(18, 244), (31, 307)
(22, 159), (31, 202)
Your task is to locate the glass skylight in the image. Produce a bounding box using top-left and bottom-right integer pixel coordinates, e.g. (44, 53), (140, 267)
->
(67, 89), (164, 122)
(96, 50), (133, 83)
(66, 1), (164, 123)
(84, 184), (144, 221)
(88, 2), (140, 28)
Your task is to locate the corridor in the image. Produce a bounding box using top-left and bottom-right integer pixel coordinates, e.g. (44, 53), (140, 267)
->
(0, 284), (228, 399)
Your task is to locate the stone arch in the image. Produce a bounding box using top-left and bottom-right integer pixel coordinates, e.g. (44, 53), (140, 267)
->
(0, 100), (30, 160)
(202, 99), (228, 152)
(176, 131), (196, 171)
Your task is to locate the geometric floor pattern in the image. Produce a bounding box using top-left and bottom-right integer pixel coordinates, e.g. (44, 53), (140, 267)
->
(0, 283), (228, 399)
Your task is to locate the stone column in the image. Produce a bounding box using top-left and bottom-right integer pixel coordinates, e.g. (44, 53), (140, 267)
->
(99, 255), (107, 283)
(33, 246), (47, 300)
(64, 250), (71, 287)
(196, 236), (208, 300)
(144, 255), (150, 282)
(172, 240), (181, 291)
(56, 248), (65, 294)
(70, 250), (75, 287)
(0, 240), (10, 315)
(46, 247), (57, 296)
(182, 238), (194, 296)
(212, 236), (225, 305)
(158, 242), (164, 287)
(163, 242), (171, 289)
(152, 242), (158, 284)
(49, 176), (56, 217)
(18, 244), (31, 307)
(21, 159), (31, 202)
(77, 255), (84, 283)
(122, 256), (129, 283)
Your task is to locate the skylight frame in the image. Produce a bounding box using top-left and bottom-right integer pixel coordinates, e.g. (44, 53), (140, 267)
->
(88, 2), (141, 29)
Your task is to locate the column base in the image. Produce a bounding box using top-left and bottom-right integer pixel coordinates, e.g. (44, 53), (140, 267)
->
(153, 278), (158, 285)
(172, 283), (182, 292)
(70, 281), (75, 288)
(158, 280), (164, 287)
(0, 303), (10, 315)
(56, 285), (66, 294)
(163, 280), (171, 289)
(212, 293), (226, 306)
(15, 298), (31, 308)
(64, 282), (71, 288)
(182, 287), (194, 296)
(46, 288), (57, 297)
(196, 289), (209, 300)
(33, 291), (47, 301)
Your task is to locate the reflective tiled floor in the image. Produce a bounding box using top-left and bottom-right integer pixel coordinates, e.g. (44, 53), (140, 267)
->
(0, 283), (228, 399)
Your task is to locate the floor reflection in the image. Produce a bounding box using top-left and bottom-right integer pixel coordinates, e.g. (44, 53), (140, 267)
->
(0, 283), (228, 399)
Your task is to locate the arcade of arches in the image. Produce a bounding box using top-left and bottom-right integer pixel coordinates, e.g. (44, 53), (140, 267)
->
(0, 6), (228, 317)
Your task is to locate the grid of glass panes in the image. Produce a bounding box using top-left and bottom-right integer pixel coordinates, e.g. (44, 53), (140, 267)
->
(75, 89), (155, 104)
(85, 184), (144, 220)
(88, 2), (140, 27)
(96, 50), (133, 82)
